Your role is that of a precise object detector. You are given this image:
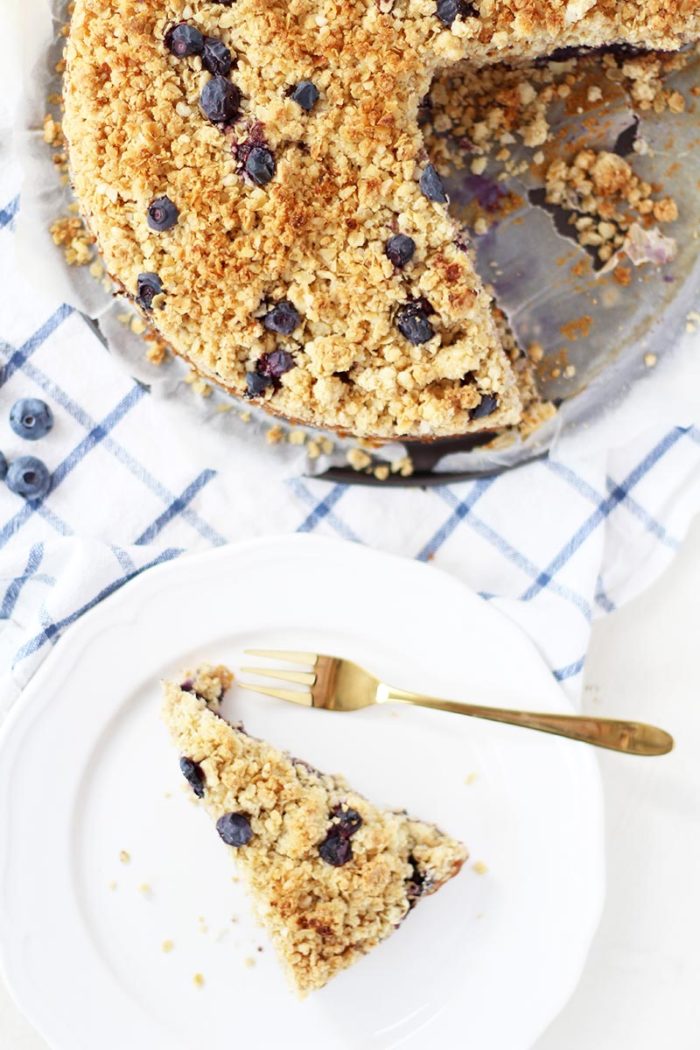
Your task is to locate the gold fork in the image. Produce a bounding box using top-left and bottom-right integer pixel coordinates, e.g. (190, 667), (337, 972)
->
(240, 649), (674, 756)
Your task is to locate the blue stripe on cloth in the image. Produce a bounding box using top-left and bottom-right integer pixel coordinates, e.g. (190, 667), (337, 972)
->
(0, 196), (20, 230)
(521, 428), (688, 603)
(417, 479), (495, 561)
(0, 346), (227, 546)
(134, 470), (217, 544)
(546, 460), (679, 551)
(0, 303), (74, 385)
(0, 385), (146, 550)
(292, 481), (358, 539)
(11, 546), (183, 667)
(446, 500), (593, 621)
(36, 503), (73, 536)
(0, 543), (45, 620)
(594, 576), (616, 614)
(110, 544), (137, 575)
(553, 655), (585, 682)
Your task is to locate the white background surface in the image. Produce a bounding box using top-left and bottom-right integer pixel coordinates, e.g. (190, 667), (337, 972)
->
(1, 518), (698, 1050)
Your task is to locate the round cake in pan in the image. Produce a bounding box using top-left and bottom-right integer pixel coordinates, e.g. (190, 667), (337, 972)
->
(63, 0), (699, 438)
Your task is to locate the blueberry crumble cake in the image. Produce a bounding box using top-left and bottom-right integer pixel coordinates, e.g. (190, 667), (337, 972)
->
(162, 664), (467, 994)
(63, 1), (700, 439)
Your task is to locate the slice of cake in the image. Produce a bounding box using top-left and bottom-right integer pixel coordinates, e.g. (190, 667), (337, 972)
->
(162, 664), (467, 995)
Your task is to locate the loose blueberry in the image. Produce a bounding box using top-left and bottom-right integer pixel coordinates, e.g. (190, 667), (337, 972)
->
(470, 393), (498, 419)
(245, 371), (274, 397)
(436, 0), (478, 26)
(319, 829), (353, 867)
(257, 349), (296, 379)
(245, 146), (275, 186)
(395, 301), (435, 345)
(165, 23), (204, 57)
(9, 398), (54, 441)
(385, 234), (416, 269)
(0, 452), (7, 480)
(330, 805), (362, 837)
(200, 76), (241, 124)
(136, 272), (164, 310)
(179, 757), (206, 798)
(216, 812), (253, 847)
(420, 163), (447, 204)
(290, 81), (320, 112)
(180, 678), (194, 692)
(202, 37), (233, 76)
(263, 300), (300, 335)
(147, 195), (179, 232)
(6, 456), (51, 500)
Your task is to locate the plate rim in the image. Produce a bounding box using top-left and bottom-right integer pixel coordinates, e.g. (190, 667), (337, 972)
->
(0, 534), (606, 1050)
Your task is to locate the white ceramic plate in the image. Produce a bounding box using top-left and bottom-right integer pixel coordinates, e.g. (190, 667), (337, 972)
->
(0, 535), (604, 1050)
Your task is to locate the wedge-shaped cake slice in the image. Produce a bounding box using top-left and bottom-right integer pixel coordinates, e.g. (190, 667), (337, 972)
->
(162, 664), (467, 995)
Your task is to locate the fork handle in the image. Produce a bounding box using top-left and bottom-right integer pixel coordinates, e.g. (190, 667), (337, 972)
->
(378, 687), (673, 756)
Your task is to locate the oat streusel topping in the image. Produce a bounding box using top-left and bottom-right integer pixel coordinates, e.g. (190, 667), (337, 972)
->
(162, 665), (467, 993)
(63, 0), (700, 438)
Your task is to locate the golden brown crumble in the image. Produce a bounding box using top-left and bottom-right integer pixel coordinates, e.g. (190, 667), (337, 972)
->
(162, 664), (467, 994)
(62, 0), (700, 440)
(49, 215), (95, 266)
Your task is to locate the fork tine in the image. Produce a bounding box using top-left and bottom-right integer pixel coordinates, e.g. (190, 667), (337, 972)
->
(238, 682), (313, 707)
(241, 666), (316, 686)
(244, 649), (318, 666)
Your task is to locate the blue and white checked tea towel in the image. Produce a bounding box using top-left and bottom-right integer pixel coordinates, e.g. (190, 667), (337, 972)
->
(1, 113), (700, 711)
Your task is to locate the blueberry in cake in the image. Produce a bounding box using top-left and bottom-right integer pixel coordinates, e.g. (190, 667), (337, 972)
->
(162, 664), (467, 994)
(63, 1), (700, 439)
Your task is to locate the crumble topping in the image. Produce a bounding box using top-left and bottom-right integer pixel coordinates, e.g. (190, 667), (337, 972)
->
(62, 0), (700, 440)
(162, 664), (467, 994)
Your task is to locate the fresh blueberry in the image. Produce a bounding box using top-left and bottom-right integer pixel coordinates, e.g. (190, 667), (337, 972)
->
(9, 398), (54, 441)
(202, 37), (233, 76)
(470, 393), (498, 419)
(6, 456), (51, 500)
(216, 812), (253, 847)
(147, 195), (179, 232)
(136, 272), (164, 310)
(263, 300), (300, 335)
(319, 829), (353, 867)
(165, 23), (204, 57)
(330, 805), (362, 837)
(0, 452), (7, 480)
(245, 146), (275, 186)
(406, 855), (432, 904)
(179, 757), (206, 798)
(245, 371), (274, 397)
(420, 163), (447, 203)
(395, 301), (435, 345)
(257, 349), (296, 379)
(200, 76), (241, 124)
(436, 0), (478, 26)
(417, 94), (432, 127)
(385, 234), (416, 269)
(290, 81), (320, 111)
